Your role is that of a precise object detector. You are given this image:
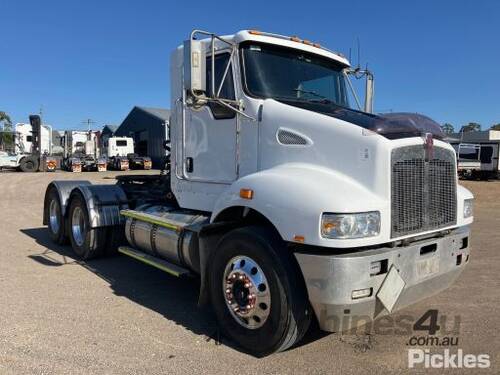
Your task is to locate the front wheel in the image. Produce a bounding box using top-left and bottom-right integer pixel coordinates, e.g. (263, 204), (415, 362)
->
(209, 226), (311, 356)
(19, 156), (39, 172)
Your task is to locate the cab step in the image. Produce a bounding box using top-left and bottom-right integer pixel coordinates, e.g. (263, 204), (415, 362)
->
(117, 246), (191, 277)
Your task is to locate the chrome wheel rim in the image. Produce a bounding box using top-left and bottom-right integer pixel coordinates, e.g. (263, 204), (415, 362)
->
(223, 256), (271, 329)
(49, 199), (60, 234)
(71, 206), (86, 247)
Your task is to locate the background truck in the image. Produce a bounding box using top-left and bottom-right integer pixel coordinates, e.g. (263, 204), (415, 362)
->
(101, 136), (152, 171)
(450, 130), (500, 180)
(0, 115), (56, 172)
(61, 130), (107, 172)
(42, 29), (474, 356)
(453, 143), (482, 179)
(15, 122), (53, 156)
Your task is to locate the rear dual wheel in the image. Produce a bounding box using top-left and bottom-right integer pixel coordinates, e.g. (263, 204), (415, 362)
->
(209, 226), (311, 356)
(68, 194), (108, 260)
(47, 188), (67, 245)
(19, 156), (39, 172)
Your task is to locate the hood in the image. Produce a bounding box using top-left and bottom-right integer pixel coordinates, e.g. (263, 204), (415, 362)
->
(276, 99), (445, 140)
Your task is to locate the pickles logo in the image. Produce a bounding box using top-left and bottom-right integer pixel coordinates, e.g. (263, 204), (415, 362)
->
(408, 349), (490, 369)
(407, 310), (490, 369)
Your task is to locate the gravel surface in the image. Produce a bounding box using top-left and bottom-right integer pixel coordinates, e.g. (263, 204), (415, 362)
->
(0, 171), (498, 374)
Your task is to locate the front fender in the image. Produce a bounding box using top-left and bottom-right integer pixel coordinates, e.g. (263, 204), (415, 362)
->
(211, 163), (388, 248)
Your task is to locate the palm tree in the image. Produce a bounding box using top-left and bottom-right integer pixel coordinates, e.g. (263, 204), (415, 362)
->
(0, 111), (13, 151)
(441, 123), (454, 134)
(0, 111), (12, 129)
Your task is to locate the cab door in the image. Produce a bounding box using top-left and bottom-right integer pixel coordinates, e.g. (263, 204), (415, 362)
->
(183, 52), (237, 183)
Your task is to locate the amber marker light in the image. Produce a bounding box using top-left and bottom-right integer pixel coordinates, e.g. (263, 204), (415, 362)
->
(239, 189), (254, 200)
(293, 235), (305, 243)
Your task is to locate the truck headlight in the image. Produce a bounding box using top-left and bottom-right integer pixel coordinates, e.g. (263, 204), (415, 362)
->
(463, 198), (474, 218)
(321, 212), (380, 239)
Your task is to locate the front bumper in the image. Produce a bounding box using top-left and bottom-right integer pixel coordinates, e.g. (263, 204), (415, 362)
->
(294, 226), (470, 332)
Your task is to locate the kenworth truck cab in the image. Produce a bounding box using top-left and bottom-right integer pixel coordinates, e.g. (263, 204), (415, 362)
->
(42, 30), (474, 356)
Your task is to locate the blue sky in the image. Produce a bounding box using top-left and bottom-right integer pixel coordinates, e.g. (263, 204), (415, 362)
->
(1, 0), (499, 131)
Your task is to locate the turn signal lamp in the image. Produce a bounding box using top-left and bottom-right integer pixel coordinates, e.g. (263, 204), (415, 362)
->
(293, 235), (305, 243)
(239, 189), (254, 200)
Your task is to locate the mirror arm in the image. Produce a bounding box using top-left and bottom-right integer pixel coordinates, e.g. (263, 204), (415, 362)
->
(214, 99), (256, 121)
(343, 70), (362, 111)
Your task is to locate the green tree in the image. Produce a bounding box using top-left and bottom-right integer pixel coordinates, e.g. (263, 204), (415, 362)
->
(490, 123), (500, 131)
(0, 111), (14, 152)
(0, 111), (12, 128)
(441, 123), (454, 134)
(460, 122), (481, 133)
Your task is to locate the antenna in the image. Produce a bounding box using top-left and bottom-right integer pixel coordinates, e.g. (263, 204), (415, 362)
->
(82, 118), (96, 131)
(357, 37), (361, 69)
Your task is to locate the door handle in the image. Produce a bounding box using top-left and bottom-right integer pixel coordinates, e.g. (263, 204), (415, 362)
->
(185, 157), (193, 173)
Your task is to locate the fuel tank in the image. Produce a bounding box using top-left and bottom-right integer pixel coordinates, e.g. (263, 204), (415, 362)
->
(124, 204), (209, 272)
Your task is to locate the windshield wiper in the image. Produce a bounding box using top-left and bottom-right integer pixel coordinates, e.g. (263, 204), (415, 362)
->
(292, 88), (326, 100)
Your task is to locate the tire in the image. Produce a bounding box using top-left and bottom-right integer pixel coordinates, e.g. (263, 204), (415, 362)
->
(19, 156), (39, 172)
(67, 194), (107, 260)
(104, 226), (125, 256)
(209, 226), (311, 356)
(47, 188), (67, 245)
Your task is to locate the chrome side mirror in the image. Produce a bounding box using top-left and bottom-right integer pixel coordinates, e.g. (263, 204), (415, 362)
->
(183, 39), (206, 94)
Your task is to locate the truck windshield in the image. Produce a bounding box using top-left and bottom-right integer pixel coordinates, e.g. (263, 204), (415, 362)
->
(241, 42), (349, 107)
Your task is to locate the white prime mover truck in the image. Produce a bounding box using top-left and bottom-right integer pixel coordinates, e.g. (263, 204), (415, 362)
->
(42, 30), (474, 356)
(15, 122), (53, 155)
(101, 136), (152, 171)
(0, 115), (56, 172)
(61, 130), (107, 172)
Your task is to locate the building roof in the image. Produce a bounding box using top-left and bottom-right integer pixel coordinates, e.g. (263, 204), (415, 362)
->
(102, 124), (118, 134)
(449, 130), (500, 143)
(135, 106), (170, 121)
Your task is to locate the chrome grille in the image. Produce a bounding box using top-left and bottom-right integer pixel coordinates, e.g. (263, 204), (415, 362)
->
(391, 146), (456, 238)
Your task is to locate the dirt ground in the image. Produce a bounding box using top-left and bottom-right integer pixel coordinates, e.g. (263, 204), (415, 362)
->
(0, 171), (498, 374)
